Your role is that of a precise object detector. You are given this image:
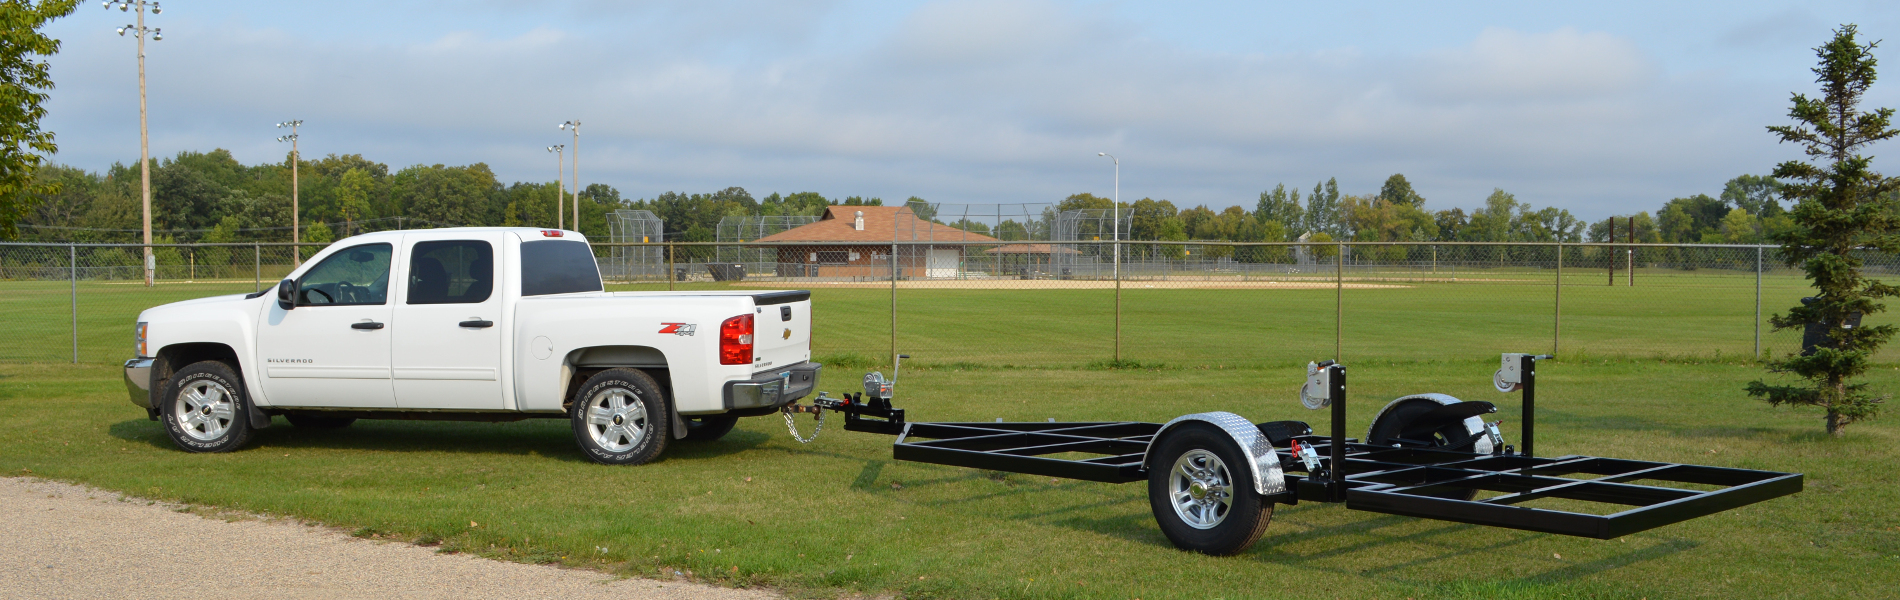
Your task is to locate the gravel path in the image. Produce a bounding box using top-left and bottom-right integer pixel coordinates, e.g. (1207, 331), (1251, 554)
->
(0, 477), (782, 600)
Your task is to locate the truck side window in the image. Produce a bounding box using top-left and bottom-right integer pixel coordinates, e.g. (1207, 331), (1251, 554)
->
(520, 240), (604, 296)
(408, 240), (494, 304)
(297, 243), (392, 306)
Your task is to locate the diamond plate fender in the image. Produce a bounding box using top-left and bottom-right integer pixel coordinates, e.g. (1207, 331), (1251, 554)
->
(1144, 411), (1286, 496)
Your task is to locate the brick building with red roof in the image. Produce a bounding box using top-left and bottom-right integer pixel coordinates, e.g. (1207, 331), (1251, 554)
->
(754, 206), (1000, 278)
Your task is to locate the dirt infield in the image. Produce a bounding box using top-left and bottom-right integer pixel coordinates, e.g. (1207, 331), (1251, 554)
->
(735, 279), (1415, 290)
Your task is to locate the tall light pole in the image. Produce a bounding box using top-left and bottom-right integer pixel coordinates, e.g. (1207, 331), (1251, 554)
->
(110, 0), (162, 286)
(1097, 152), (1119, 279)
(1098, 152), (1121, 363)
(547, 145), (564, 228)
(277, 120), (302, 265)
(560, 120), (580, 232)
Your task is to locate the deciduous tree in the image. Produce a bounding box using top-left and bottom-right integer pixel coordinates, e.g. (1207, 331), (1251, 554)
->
(0, 0), (80, 239)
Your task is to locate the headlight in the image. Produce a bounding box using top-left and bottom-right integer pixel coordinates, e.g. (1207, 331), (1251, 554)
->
(136, 322), (148, 357)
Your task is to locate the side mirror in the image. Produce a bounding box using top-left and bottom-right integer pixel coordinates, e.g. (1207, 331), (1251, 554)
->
(277, 279), (297, 310)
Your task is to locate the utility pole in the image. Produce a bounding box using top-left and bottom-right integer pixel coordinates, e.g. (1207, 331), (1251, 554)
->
(560, 121), (580, 232)
(277, 120), (303, 265)
(111, 1), (163, 286)
(547, 145), (565, 228)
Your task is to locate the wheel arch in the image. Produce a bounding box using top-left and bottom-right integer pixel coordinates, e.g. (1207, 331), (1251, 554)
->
(153, 342), (244, 399)
(1144, 412), (1286, 496)
(1366, 393), (1493, 453)
(560, 345), (672, 411)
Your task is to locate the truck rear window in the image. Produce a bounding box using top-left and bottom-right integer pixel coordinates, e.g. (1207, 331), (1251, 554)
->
(520, 240), (604, 296)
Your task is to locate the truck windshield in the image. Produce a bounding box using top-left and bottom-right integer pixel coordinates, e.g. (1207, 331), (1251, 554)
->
(520, 240), (604, 296)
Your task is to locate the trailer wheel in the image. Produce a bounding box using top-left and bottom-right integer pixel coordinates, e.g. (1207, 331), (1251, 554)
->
(1146, 423), (1272, 556)
(1367, 397), (1484, 500)
(571, 369), (670, 465)
(682, 416), (738, 442)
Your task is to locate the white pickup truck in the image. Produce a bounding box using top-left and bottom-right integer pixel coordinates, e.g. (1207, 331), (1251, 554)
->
(122, 227), (821, 465)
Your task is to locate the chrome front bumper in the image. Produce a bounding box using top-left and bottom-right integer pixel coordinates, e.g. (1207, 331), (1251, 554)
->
(722, 362), (823, 410)
(124, 358), (155, 409)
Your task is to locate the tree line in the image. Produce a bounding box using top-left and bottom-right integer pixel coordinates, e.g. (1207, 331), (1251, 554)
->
(7, 147), (1814, 248)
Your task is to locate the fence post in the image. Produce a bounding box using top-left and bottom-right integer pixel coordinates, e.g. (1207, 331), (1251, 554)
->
(254, 243), (261, 290)
(667, 243), (675, 291)
(1756, 245), (1763, 359)
(1554, 243), (1562, 356)
(891, 240), (899, 369)
(71, 244), (78, 364)
(1335, 242), (1343, 362)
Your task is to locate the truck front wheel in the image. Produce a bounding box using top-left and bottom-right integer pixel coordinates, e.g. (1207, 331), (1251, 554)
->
(160, 360), (256, 453)
(571, 369), (670, 465)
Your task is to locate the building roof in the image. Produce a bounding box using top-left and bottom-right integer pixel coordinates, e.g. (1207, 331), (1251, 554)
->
(753, 206), (1001, 244)
(984, 243), (1081, 255)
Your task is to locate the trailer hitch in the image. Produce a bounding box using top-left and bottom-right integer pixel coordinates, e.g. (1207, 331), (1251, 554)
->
(778, 358), (913, 442)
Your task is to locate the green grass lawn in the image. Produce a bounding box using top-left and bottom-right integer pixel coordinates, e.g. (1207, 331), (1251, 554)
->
(2, 272), (1897, 598)
(3, 357), (1896, 599)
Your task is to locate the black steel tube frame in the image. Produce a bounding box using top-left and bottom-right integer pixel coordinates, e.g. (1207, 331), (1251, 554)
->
(1329, 363), (1346, 497)
(861, 358), (1803, 539)
(1521, 353), (1536, 458)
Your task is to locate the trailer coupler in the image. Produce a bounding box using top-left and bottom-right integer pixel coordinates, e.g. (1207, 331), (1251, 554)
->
(778, 391), (908, 441)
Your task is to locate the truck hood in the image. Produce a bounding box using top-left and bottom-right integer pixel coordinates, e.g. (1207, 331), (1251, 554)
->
(137, 292), (257, 321)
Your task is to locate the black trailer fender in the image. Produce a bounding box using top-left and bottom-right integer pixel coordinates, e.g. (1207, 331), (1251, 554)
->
(1143, 412), (1286, 496)
(1367, 394), (1493, 454)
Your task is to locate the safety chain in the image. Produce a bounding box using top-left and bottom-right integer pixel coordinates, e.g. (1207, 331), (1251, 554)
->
(782, 406), (826, 444)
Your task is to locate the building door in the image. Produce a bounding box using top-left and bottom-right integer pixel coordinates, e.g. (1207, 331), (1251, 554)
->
(927, 248), (959, 278)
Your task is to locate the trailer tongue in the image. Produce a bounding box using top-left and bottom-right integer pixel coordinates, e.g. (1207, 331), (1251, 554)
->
(795, 354), (1803, 555)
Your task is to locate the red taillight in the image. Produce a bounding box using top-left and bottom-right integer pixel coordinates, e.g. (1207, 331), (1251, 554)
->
(720, 314), (754, 365)
(541, 230), (563, 237)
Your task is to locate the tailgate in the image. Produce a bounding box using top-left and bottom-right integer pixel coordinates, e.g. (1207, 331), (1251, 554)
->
(751, 291), (811, 371)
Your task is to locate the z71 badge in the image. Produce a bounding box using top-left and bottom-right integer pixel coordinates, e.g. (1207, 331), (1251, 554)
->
(658, 323), (696, 336)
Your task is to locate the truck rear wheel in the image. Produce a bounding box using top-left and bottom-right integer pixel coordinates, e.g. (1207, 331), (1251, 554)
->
(1146, 422), (1272, 555)
(682, 416), (739, 442)
(571, 369), (670, 465)
(160, 361), (256, 453)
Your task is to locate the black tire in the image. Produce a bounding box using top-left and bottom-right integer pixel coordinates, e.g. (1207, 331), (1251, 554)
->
(285, 412), (357, 429)
(682, 415), (739, 442)
(1367, 397), (1482, 501)
(570, 369), (670, 465)
(1146, 423), (1272, 556)
(160, 360), (256, 453)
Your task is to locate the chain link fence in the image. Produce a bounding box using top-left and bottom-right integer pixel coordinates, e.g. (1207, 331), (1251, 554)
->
(3, 240), (1886, 368)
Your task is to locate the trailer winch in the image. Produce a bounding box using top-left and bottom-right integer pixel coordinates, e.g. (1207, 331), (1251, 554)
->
(783, 353), (1804, 555)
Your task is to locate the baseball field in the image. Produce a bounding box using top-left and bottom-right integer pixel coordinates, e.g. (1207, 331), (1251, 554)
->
(1, 275), (1896, 599)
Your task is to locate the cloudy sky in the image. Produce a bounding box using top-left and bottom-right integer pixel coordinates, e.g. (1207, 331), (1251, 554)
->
(41, 1), (1900, 220)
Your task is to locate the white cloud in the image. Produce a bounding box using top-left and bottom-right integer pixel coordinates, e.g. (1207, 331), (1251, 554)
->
(42, 1), (1823, 219)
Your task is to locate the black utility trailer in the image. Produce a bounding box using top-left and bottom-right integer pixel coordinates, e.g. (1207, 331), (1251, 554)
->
(806, 354), (1803, 555)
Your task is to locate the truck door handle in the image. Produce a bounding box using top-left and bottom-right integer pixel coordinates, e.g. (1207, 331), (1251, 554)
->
(459, 319), (494, 328)
(351, 322), (385, 330)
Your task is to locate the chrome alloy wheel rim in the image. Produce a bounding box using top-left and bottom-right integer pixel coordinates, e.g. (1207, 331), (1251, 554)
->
(1168, 449), (1233, 529)
(585, 387), (647, 453)
(174, 379), (236, 442)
